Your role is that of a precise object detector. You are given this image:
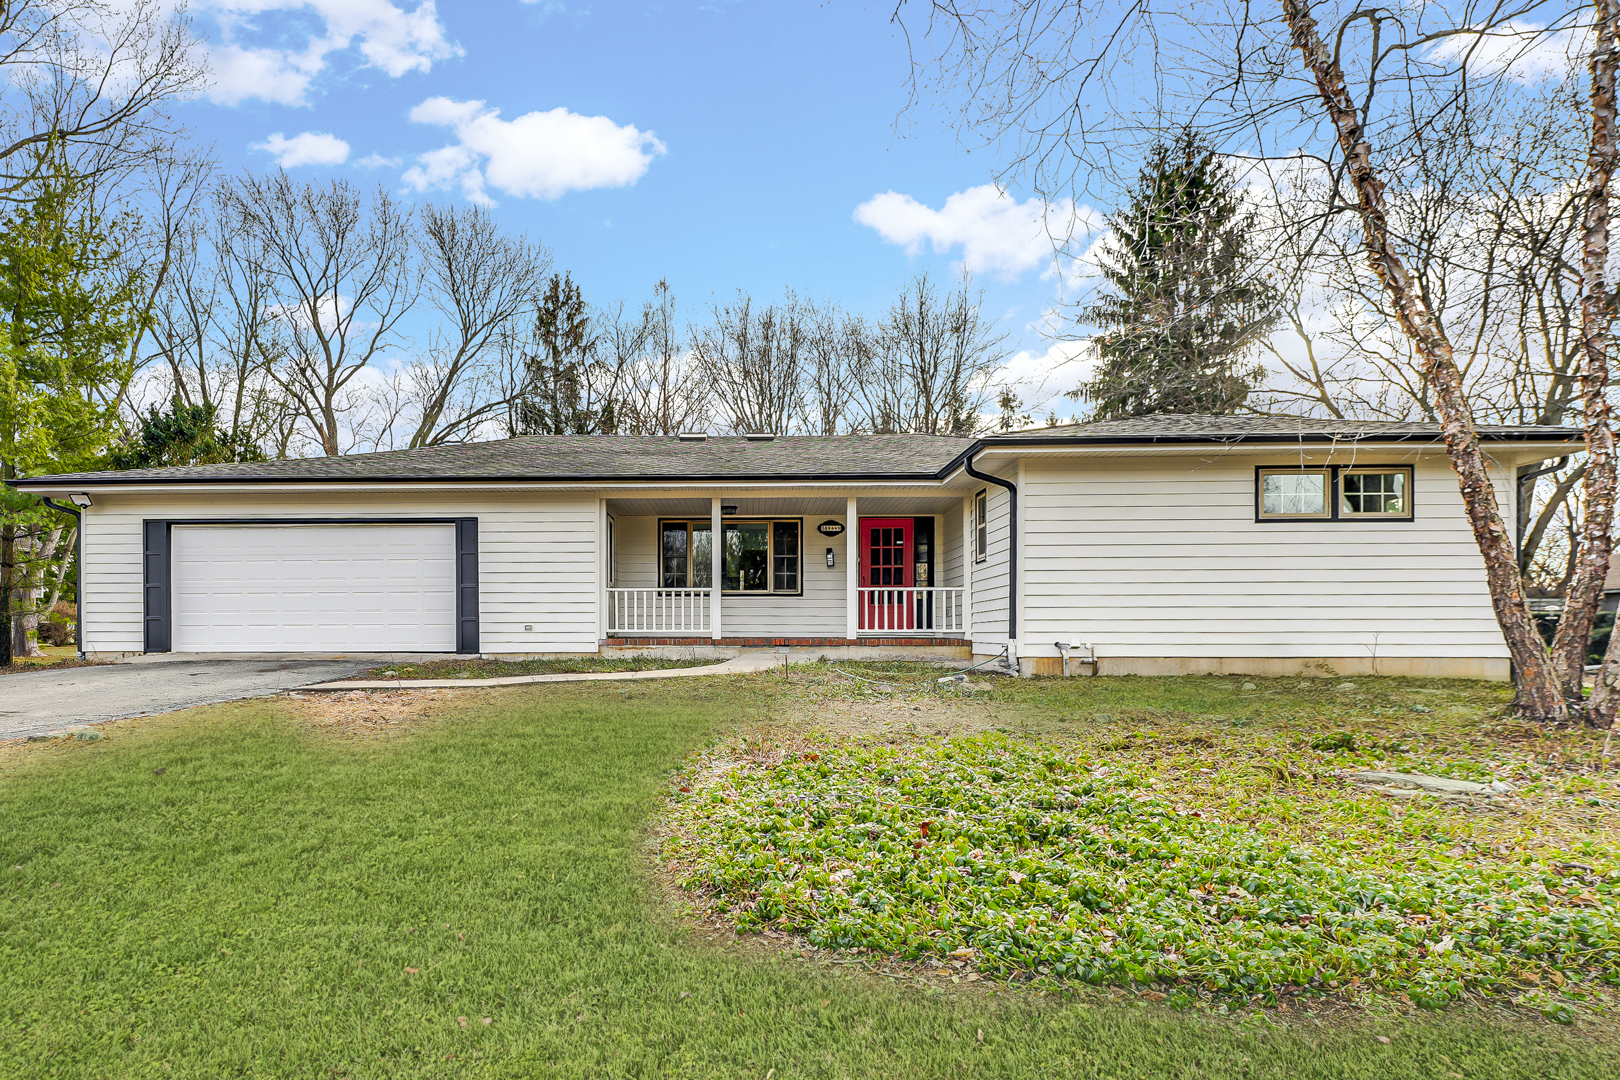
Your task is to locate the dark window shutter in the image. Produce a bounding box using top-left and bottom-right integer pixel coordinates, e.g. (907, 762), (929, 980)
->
(455, 518), (479, 654)
(143, 521), (170, 652)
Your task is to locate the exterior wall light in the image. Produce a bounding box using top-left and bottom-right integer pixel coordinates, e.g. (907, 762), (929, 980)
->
(826, 547), (835, 568)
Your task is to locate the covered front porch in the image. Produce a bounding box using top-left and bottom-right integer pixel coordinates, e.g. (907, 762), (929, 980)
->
(601, 492), (970, 644)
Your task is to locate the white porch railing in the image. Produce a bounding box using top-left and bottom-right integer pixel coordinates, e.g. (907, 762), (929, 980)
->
(608, 588), (712, 635)
(857, 587), (964, 634)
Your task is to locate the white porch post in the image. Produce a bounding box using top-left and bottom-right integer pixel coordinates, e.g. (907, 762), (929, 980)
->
(597, 498), (608, 646)
(710, 496), (723, 641)
(845, 495), (859, 641)
(962, 494), (974, 642)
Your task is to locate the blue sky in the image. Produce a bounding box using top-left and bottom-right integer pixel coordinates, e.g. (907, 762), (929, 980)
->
(179, 1), (1099, 416)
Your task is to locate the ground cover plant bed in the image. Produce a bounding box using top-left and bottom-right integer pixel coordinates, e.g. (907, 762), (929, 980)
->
(362, 653), (727, 680)
(666, 734), (1619, 1014)
(668, 668), (1620, 1023)
(1, 671), (1616, 1077)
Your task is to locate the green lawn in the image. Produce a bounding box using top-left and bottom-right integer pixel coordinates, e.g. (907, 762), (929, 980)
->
(0, 674), (1615, 1078)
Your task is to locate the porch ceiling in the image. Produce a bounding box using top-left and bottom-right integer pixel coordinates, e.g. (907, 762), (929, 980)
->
(605, 493), (964, 517)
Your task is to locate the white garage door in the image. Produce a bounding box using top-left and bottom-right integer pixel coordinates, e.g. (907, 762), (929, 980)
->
(172, 524), (458, 652)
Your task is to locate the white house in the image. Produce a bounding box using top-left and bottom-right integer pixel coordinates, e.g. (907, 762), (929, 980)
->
(13, 414), (1581, 679)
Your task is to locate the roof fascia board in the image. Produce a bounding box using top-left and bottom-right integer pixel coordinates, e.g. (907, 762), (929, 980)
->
(975, 432), (1583, 449)
(9, 476), (969, 496)
(10, 431), (1584, 493)
(968, 439), (1584, 459)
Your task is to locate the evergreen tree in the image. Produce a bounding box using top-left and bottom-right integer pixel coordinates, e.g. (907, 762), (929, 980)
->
(514, 273), (618, 435)
(1074, 131), (1279, 419)
(109, 399), (267, 469)
(0, 167), (142, 663)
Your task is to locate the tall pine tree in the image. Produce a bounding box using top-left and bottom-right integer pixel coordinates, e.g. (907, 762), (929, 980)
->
(1074, 131), (1279, 419)
(513, 273), (618, 435)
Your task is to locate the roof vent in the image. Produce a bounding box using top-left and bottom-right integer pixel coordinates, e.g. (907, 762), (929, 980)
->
(677, 431), (707, 442)
(743, 432), (776, 441)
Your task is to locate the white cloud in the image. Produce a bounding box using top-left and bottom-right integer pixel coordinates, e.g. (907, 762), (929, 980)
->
(200, 1), (461, 107)
(402, 97), (666, 204)
(999, 338), (1093, 415)
(853, 185), (1100, 279)
(253, 130), (351, 167)
(1425, 20), (1582, 84)
(356, 152), (403, 168)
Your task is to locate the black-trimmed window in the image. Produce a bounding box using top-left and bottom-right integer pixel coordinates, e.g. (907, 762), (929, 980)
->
(661, 520), (712, 588)
(974, 490), (988, 562)
(1258, 468), (1331, 519)
(660, 518), (801, 593)
(1256, 465), (1414, 522)
(1340, 467), (1410, 517)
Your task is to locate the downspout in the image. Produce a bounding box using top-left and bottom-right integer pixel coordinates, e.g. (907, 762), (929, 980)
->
(40, 498), (83, 660)
(963, 449), (1018, 650)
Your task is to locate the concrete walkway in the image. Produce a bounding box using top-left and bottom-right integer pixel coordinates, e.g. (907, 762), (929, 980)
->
(303, 652), (790, 691)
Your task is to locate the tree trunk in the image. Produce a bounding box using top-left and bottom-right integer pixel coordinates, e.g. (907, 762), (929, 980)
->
(0, 522), (11, 667)
(44, 526), (76, 614)
(1282, 0), (1567, 722)
(1550, 0), (1620, 703)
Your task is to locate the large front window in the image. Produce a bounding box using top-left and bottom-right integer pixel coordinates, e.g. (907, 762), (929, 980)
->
(661, 518), (800, 593)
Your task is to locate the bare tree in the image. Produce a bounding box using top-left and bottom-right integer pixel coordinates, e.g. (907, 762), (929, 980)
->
(0, 0), (207, 199)
(895, 0), (1617, 724)
(220, 172), (416, 456)
(799, 302), (870, 435)
(614, 280), (710, 435)
(691, 290), (810, 434)
(145, 186), (299, 455)
(397, 203), (551, 447)
(855, 271), (1008, 435)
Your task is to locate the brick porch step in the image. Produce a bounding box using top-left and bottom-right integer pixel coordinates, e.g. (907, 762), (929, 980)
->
(606, 636), (968, 647)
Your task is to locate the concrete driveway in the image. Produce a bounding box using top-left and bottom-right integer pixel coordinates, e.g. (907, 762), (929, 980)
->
(0, 657), (378, 740)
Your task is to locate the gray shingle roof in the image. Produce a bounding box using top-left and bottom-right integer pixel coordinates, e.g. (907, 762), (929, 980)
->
(14, 433), (977, 486)
(987, 413), (1581, 444)
(10, 414), (1582, 488)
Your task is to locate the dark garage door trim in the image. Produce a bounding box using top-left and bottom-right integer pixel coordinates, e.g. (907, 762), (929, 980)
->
(144, 518), (479, 654)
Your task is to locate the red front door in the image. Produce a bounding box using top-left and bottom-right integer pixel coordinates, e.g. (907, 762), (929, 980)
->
(860, 518), (913, 631)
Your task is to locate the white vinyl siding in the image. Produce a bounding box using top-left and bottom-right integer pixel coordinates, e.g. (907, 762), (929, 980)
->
(941, 504), (964, 588)
(969, 480), (1012, 645)
(172, 524), (457, 652)
(1017, 454), (1511, 661)
(79, 489), (600, 654)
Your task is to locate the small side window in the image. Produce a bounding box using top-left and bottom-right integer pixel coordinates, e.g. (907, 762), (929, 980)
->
(974, 490), (988, 563)
(1340, 467), (1412, 517)
(1257, 468), (1331, 519)
(606, 516), (615, 585)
